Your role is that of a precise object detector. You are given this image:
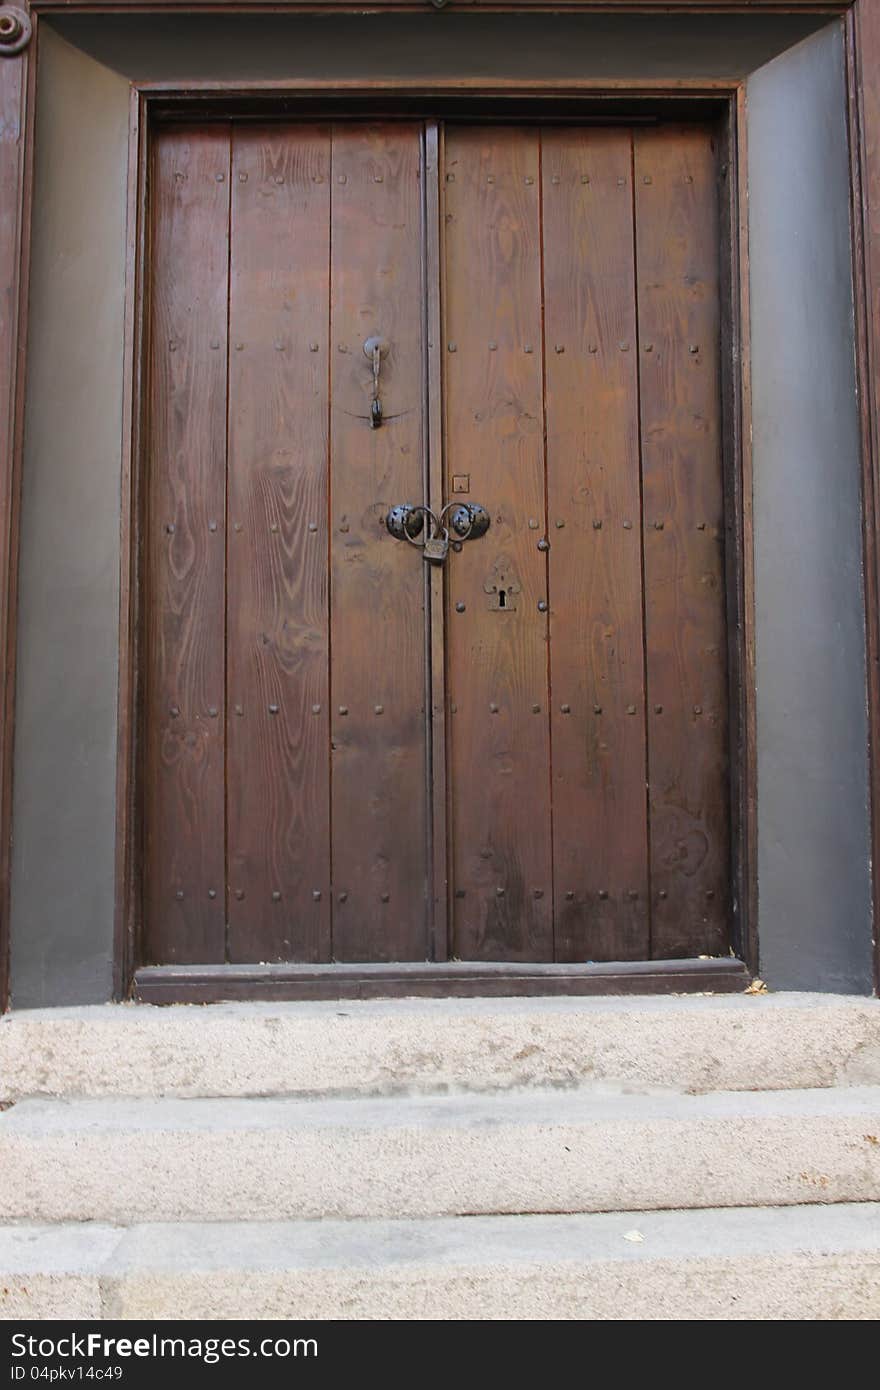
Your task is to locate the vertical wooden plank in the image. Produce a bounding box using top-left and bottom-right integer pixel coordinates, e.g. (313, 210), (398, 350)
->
(443, 126), (553, 961)
(143, 126), (230, 964)
(634, 125), (730, 958)
(226, 124), (331, 964)
(0, 20), (33, 1008)
(424, 121), (450, 961)
(329, 122), (427, 961)
(542, 127), (649, 962)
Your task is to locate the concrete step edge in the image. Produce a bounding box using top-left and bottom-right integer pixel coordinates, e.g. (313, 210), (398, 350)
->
(2, 1086), (879, 1224)
(2, 1205), (880, 1320)
(2, 992), (879, 1101)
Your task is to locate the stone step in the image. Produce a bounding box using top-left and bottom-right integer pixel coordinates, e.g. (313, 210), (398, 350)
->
(2, 1204), (879, 1320)
(2, 1086), (879, 1224)
(2, 993), (878, 1101)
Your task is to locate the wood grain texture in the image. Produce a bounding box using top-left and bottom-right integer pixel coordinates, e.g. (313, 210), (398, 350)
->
(226, 124), (331, 963)
(542, 127), (649, 962)
(329, 122), (428, 961)
(634, 124), (729, 958)
(0, 35), (32, 1010)
(143, 126), (230, 964)
(443, 126), (553, 961)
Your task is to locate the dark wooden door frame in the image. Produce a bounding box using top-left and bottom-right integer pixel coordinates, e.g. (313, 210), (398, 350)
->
(126, 84), (747, 1002)
(1, 1), (879, 1009)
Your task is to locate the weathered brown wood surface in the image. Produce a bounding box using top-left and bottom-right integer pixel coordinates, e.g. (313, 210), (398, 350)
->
(226, 124), (331, 963)
(328, 122), (428, 961)
(542, 126), (649, 962)
(144, 126), (230, 963)
(442, 126), (554, 962)
(634, 124), (729, 957)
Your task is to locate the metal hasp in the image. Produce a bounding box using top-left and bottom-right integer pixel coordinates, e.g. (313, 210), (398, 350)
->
(363, 335), (389, 429)
(0, 7), (32, 54)
(385, 501), (490, 565)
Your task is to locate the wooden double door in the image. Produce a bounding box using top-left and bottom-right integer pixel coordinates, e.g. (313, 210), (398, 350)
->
(144, 117), (730, 971)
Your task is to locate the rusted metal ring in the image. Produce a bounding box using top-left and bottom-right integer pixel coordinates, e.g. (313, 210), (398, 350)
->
(0, 8), (32, 55)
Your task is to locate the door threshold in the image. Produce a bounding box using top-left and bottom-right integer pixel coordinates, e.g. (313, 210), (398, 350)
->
(133, 957), (749, 1003)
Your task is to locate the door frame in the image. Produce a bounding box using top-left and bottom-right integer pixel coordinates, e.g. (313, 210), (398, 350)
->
(113, 80), (754, 1001)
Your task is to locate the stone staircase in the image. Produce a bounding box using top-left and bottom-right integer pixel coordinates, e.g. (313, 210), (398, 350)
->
(1, 993), (879, 1319)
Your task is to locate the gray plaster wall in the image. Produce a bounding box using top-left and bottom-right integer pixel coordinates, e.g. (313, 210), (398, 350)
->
(747, 23), (874, 993)
(8, 14), (875, 1003)
(10, 31), (129, 1005)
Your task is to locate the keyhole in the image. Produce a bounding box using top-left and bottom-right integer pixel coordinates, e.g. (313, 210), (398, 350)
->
(499, 589), (507, 609)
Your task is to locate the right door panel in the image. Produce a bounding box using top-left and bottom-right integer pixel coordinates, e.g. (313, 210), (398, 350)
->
(442, 122), (730, 963)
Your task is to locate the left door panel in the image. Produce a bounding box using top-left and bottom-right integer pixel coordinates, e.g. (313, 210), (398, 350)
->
(143, 122), (428, 966)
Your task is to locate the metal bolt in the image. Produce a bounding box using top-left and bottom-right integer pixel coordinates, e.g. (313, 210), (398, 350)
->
(479, 849), (491, 860)
(270, 524), (279, 533)
(312, 704), (321, 715)
(551, 175), (560, 185)
(170, 705), (180, 718)
(566, 890), (575, 900)
(524, 344), (533, 354)
(489, 342), (497, 351)
(234, 704), (243, 716)
(374, 174), (383, 183)
(534, 888), (544, 899)
(655, 704), (663, 714)
(556, 519), (565, 529)
(234, 522), (242, 532)
(166, 523), (175, 535)
(238, 173), (247, 183)
(374, 704), (384, 715)
(654, 521), (664, 531)
(235, 344), (244, 352)
(313, 890), (322, 901)
(537, 539), (549, 552)
(208, 706), (219, 718)
(381, 892), (390, 903)
(619, 342), (630, 352)
(581, 175), (590, 184)
(446, 173), (455, 183)
(626, 704), (636, 715)
(272, 891), (281, 902)
(593, 704), (602, 714)
(450, 703), (457, 714)
(175, 890), (184, 901)
(628, 890), (638, 900)
(593, 519), (602, 530)
(496, 887), (506, 896)
(338, 892), (347, 903)
(274, 176), (284, 185)
(309, 343), (319, 353)
(617, 177), (626, 186)
(528, 518), (539, 529)
(537, 600), (548, 613)
(644, 343), (654, 353)
(532, 704), (541, 713)
(525, 176), (534, 185)
(555, 344), (565, 353)
(706, 889), (715, 900)
(208, 889), (216, 899)
(169, 342), (177, 352)
(588, 344), (598, 354)
(448, 342), (457, 353)
(274, 340), (284, 352)
(309, 522), (318, 532)
(210, 340), (220, 351)
(659, 889), (668, 900)
(489, 702), (499, 713)
(337, 174), (347, 185)
(455, 601), (466, 613)
(235, 889), (244, 901)
(209, 520), (218, 532)
(697, 522), (706, 531)
(269, 704), (279, 715)
(487, 176), (494, 184)
(599, 889), (609, 899)
(623, 520), (632, 530)
(689, 345), (700, 354)
(694, 705), (703, 715)
(339, 706), (348, 716)
(340, 522), (349, 533)
(455, 888), (466, 898)
(561, 704), (571, 714)
(643, 176), (652, 185)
